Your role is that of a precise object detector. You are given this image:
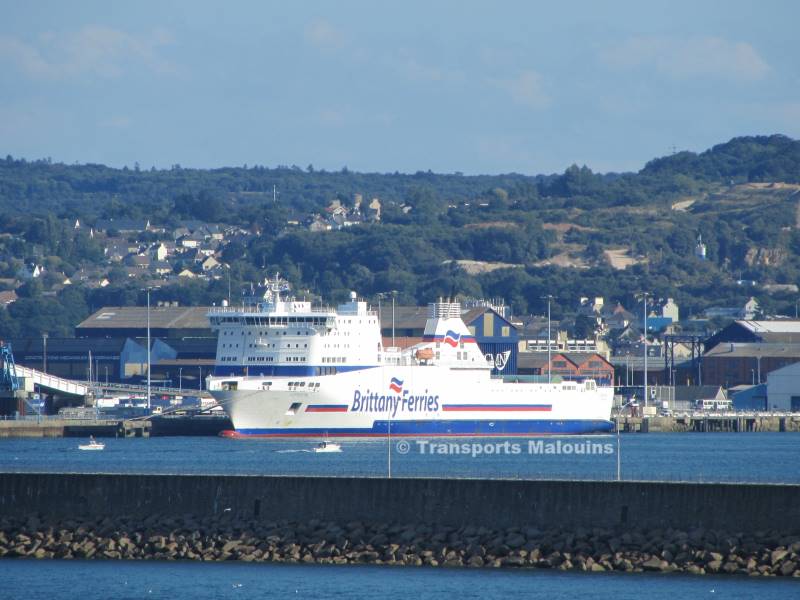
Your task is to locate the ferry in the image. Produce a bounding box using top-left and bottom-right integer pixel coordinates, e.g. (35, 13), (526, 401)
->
(206, 278), (614, 438)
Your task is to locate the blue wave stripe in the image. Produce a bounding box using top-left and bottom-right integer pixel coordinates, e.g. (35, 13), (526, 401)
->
(232, 419), (614, 437)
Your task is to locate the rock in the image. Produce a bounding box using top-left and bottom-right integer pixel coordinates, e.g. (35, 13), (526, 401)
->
(369, 533), (388, 546)
(590, 563), (606, 572)
(780, 561), (797, 577)
(467, 555), (484, 568)
(722, 562), (739, 574)
(642, 556), (668, 572)
(501, 556), (525, 567)
(686, 564), (704, 575)
(706, 560), (722, 573)
(505, 534), (526, 549)
(771, 549), (789, 565)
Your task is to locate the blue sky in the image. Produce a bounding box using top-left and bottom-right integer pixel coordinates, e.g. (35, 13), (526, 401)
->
(1, 1), (798, 174)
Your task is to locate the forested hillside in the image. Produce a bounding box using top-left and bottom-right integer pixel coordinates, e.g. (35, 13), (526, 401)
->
(1, 134), (799, 337)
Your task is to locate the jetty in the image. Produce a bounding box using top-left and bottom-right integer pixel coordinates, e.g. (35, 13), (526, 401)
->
(615, 413), (800, 433)
(0, 417), (151, 438)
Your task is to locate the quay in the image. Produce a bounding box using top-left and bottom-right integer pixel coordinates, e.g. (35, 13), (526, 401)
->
(615, 413), (800, 433)
(0, 414), (231, 438)
(0, 418), (151, 438)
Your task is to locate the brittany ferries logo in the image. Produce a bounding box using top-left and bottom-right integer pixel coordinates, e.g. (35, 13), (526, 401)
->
(352, 377), (440, 417)
(443, 330), (461, 347)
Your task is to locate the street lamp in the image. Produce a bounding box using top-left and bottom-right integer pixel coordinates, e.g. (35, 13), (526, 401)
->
(391, 291), (398, 347)
(179, 367), (183, 394)
(225, 263), (232, 305)
(541, 295), (554, 383)
(144, 286), (160, 410)
(42, 332), (48, 373)
(636, 292), (649, 407)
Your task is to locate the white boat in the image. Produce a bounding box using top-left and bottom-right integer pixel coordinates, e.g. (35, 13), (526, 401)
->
(207, 277), (614, 438)
(78, 438), (105, 451)
(313, 440), (342, 453)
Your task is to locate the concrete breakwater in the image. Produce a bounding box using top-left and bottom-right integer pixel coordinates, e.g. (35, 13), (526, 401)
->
(2, 513), (800, 577)
(1, 473), (799, 577)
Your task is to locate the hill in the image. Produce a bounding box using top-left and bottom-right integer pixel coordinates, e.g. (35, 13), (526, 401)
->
(0, 134), (799, 337)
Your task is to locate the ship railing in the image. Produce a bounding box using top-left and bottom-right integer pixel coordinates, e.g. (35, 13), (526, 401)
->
(208, 305), (337, 315)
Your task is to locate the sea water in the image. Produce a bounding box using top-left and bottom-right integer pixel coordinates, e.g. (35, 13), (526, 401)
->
(0, 559), (796, 599)
(1, 432), (799, 483)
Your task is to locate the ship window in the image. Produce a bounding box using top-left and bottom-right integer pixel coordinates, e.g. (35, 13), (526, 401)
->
(286, 402), (302, 415)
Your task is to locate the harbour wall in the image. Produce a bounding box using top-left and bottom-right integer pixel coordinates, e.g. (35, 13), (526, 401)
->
(1, 473), (798, 534)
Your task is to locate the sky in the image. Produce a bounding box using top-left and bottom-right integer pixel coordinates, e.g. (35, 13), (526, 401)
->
(1, 0), (798, 175)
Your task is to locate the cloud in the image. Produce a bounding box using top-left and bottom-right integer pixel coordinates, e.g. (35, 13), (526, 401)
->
(492, 70), (550, 110)
(601, 35), (770, 82)
(0, 25), (175, 80)
(304, 20), (346, 51)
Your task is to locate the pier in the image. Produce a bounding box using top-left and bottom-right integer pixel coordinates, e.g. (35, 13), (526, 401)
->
(615, 413), (800, 433)
(0, 418), (151, 438)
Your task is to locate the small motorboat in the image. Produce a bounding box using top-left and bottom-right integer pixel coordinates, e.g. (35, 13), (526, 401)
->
(78, 437), (105, 451)
(313, 440), (341, 453)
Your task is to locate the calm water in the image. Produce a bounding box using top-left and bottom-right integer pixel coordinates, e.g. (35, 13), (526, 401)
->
(0, 560), (796, 599)
(1, 432), (800, 482)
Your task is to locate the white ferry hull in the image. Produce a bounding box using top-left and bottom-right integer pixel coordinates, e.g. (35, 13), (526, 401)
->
(210, 366), (614, 438)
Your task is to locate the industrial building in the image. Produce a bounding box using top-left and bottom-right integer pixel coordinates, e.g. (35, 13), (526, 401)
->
(701, 343), (800, 388)
(516, 352), (614, 385)
(766, 362), (800, 411)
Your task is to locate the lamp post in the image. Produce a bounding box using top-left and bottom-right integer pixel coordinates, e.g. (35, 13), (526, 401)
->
(198, 366), (202, 391)
(42, 332), (48, 373)
(146, 287), (152, 410)
(757, 353), (761, 385)
(179, 367), (183, 394)
(391, 290), (397, 347)
(636, 292), (649, 408)
(542, 295), (554, 383)
(225, 264), (232, 305)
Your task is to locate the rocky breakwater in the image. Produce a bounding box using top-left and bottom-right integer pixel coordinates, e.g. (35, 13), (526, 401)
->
(1, 514), (800, 578)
